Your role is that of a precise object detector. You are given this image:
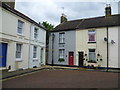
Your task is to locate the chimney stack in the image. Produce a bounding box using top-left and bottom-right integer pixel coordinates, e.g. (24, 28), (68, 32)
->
(105, 4), (111, 17)
(60, 13), (67, 23)
(2, 0), (15, 9)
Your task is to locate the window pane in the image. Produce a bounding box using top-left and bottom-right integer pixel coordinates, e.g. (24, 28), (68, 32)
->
(59, 33), (65, 43)
(89, 49), (96, 61)
(16, 44), (22, 58)
(34, 28), (38, 39)
(59, 49), (64, 58)
(88, 30), (95, 42)
(33, 46), (37, 58)
(18, 20), (23, 34)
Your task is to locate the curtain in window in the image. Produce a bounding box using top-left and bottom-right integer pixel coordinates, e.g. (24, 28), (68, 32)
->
(88, 30), (95, 42)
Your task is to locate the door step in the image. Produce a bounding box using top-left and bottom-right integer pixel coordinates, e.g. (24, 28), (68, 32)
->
(0, 67), (7, 71)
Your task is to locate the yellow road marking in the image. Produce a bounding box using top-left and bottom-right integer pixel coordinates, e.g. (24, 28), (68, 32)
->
(1, 70), (40, 82)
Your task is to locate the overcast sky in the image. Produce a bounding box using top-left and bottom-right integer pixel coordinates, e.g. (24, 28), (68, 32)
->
(15, 0), (119, 26)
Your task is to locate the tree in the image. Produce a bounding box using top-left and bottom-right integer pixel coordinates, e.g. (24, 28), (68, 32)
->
(40, 21), (54, 46)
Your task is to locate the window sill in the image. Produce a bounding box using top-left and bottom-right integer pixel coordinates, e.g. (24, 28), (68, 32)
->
(17, 33), (24, 37)
(59, 43), (65, 44)
(33, 58), (38, 60)
(16, 58), (23, 62)
(88, 42), (96, 44)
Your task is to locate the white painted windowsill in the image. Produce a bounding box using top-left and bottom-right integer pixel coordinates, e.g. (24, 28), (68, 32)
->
(16, 58), (23, 62)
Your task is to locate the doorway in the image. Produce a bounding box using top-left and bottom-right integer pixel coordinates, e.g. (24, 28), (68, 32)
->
(78, 52), (84, 67)
(69, 52), (74, 66)
(0, 43), (8, 67)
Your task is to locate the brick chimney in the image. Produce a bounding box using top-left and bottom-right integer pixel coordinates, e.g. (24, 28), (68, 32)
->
(2, 0), (15, 9)
(105, 4), (111, 17)
(60, 13), (67, 23)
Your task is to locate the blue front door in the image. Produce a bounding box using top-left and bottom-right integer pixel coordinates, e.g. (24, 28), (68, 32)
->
(0, 43), (8, 67)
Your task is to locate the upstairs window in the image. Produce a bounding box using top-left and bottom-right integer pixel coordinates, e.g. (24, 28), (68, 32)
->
(33, 46), (37, 58)
(88, 30), (96, 42)
(59, 49), (64, 59)
(34, 28), (38, 39)
(17, 20), (24, 34)
(59, 33), (65, 44)
(16, 44), (22, 59)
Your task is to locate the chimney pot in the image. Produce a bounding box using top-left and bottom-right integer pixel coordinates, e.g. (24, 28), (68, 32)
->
(105, 4), (111, 17)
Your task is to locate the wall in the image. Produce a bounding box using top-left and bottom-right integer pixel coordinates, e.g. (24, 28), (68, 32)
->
(108, 26), (119, 68)
(1, 8), (30, 71)
(48, 30), (76, 66)
(76, 27), (107, 67)
(29, 25), (46, 68)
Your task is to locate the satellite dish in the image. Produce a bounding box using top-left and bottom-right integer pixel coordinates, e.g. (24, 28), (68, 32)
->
(111, 40), (115, 44)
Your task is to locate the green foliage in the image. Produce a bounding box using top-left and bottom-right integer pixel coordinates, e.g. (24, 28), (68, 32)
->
(40, 21), (54, 45)
(58, 58), (65, 62)
(88, 60), (97, 63)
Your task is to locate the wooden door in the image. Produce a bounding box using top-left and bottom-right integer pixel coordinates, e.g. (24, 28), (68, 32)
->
(78, 52), (84, 67)
(69, 52), (74, 66)
(0, 43), (7, 67)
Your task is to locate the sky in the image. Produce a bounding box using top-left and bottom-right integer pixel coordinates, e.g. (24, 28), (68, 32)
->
(15, 0), (119, 26)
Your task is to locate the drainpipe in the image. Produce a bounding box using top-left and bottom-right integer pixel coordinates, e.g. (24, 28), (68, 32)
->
(106, 26), (109, 72)
(52, 33), (55, 66)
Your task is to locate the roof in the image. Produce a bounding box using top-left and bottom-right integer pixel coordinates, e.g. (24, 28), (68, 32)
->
(51, 14), (120, 32)
(1, 3), (46, 30)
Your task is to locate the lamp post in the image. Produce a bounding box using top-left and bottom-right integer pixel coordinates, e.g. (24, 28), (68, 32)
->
(52, 33), (55, 66)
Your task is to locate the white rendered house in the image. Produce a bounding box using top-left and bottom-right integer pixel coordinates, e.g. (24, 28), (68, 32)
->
(0, 2), (46, 71)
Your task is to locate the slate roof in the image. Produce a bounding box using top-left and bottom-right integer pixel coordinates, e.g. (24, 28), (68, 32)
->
(51, 14), (120, 32)
(1, 2), (46, 30)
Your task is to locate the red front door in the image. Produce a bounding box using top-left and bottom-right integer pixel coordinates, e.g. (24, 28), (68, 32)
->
(69, 52), (74, 66)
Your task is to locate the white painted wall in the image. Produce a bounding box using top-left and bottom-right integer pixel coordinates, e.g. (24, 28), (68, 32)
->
(76, 26), (119, 68)
(1, 8), (30, 71)
(108, 26), (119, 68)
(29, 25), (46, 68)
(76, 28), (107, 67)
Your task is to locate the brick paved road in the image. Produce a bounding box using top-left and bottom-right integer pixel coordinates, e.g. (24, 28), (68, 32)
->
(2, 70), (119, 88)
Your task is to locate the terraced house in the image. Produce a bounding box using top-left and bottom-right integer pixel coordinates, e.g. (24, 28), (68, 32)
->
(0, 2), (46, 71)
(48, 4), (120, 69)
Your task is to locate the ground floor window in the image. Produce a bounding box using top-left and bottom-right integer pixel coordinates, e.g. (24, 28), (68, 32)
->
(59, 49), (64, 59)
(33, 46), (37, 58)
(88, 49), (96, 62)
(16, 44), (22, 59)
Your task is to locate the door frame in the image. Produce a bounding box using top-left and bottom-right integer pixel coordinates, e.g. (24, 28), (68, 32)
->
(78, 51), (84, 67)
(68, 51), (74, 66)
(0, 42), (8, 67)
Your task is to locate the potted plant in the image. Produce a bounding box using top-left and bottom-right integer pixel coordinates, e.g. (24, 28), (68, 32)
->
(58, 58), (65, 62)
(88, 60), (97, 63)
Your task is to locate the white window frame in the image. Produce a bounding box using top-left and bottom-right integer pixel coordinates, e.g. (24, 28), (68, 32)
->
(59, 33), (65, 44)
(88, 30), (96, 42)
(17, 20), (24, 35)
(34, 28), (38, 39)
(59, 49), (64, 59)
(88, 49), (96, 61)
(16, 44), (22, 61)
(33, 46), (37, 59)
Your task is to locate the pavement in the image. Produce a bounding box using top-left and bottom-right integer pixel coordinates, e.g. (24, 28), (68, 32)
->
(1, 65), (120, 80)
